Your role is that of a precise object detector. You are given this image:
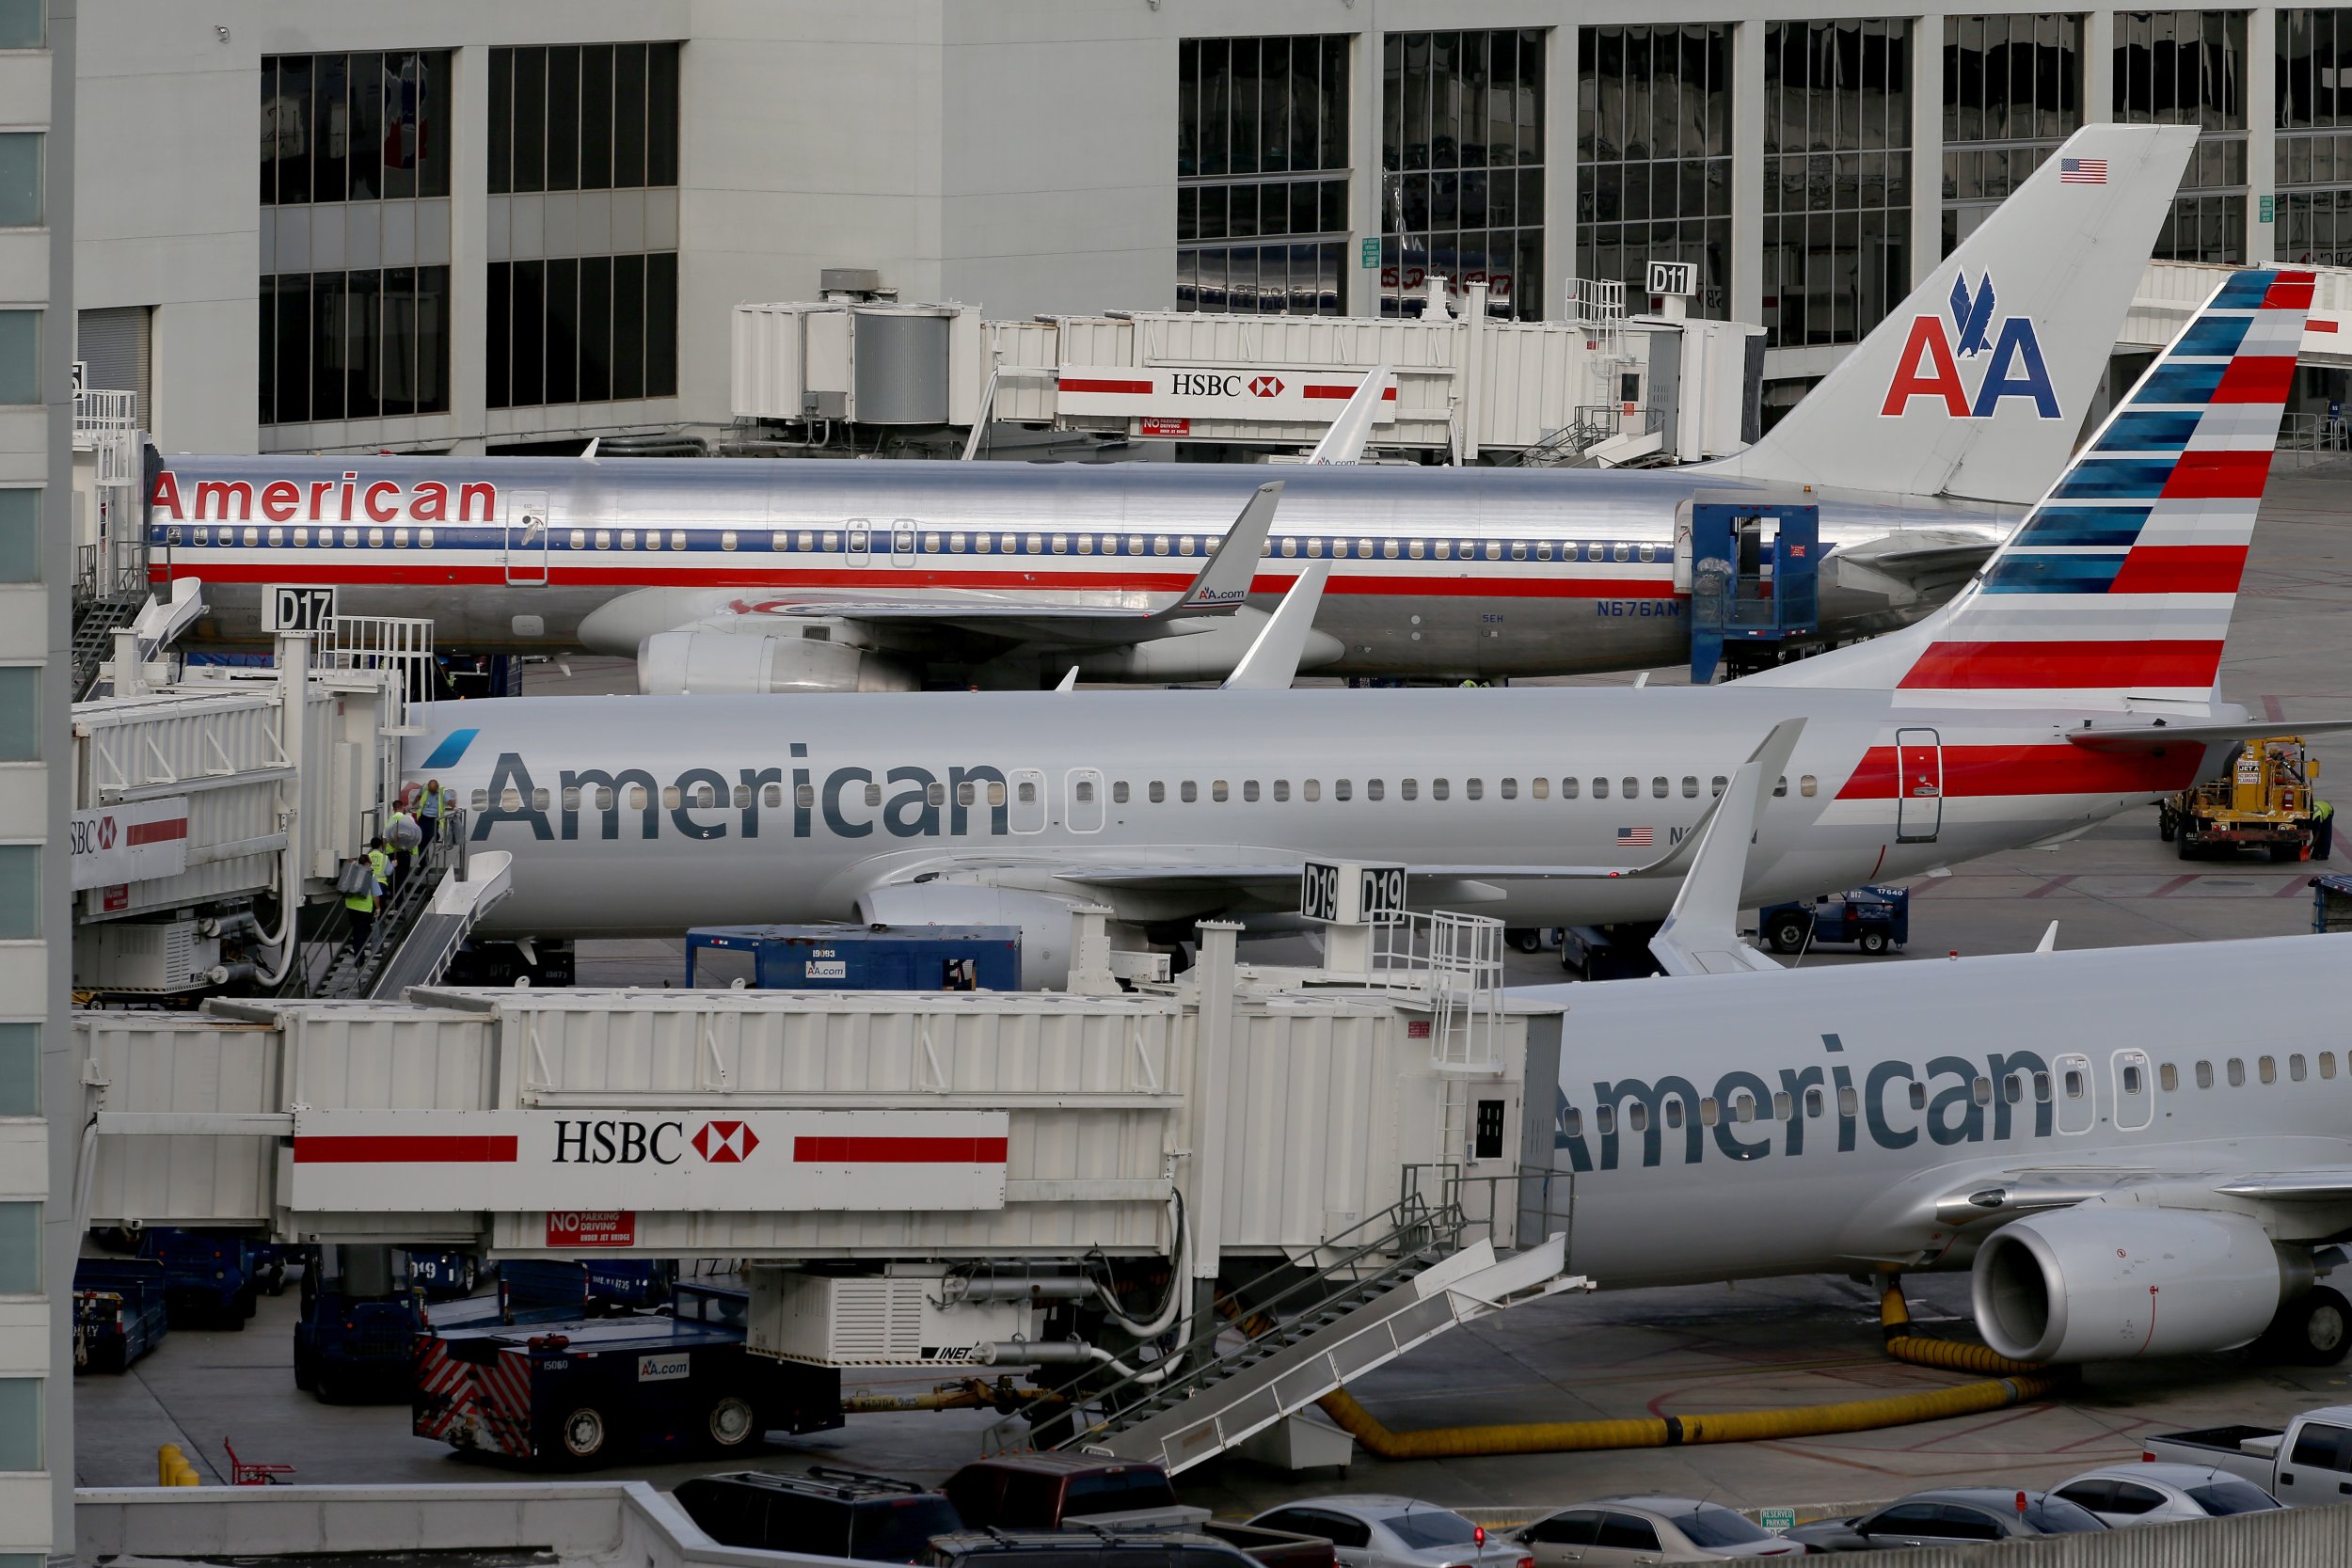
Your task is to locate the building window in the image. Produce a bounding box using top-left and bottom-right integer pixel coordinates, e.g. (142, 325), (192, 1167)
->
(1578, 25), (1732, 317)
(0, 1205), (30, 1293)
(0, 667), (29, 762)
(1382, 29), (1547, 319)
(0, 0), (42, 47)
(1178, 35), (1349, 314)
(0, 491), (26, 583)
(1763, 20), (1914, 349)
(2279, 10), (2352, 264)
(0, 133), (38, 228)
(1942, 16), (2084, 254)
(0, 847), (31, 938)
(0, 1024), (29, 1117)
(0, 310), (34, 404)
(259, 266), (450, 424)
(488, 42), (682, 195)
(262, 52), (452, 205)
(488, 252), (677, 407)
(2116, 11), (2248, 262)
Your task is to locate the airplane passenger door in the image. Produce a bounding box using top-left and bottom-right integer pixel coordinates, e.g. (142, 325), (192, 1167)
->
(891, 519), (918, 567)
(1066, 768), (1104, 832)
(2111, 1048), (2153, 1132)
(1009, 768), (1047, 833)
(503, 491), (550, 585)
(2053, 1052), (2096, 1134)
(1895, 727), (1943, 843)
(845, 519), (872, 565)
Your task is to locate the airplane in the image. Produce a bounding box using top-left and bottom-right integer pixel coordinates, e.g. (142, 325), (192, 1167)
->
(1516, 718), (2352, 1368)
(404, 262), (2325, 986)
(160, 126), (2194, 691)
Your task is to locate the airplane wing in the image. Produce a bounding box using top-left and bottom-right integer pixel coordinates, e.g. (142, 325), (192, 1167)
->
(1829, 531), (2000, 584)
(1929, 1165), (2352, 1233)
(2065, 717), (2352, 754)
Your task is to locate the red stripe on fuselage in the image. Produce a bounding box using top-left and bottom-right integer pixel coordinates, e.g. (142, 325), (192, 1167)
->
(2106, 544), (2249, 594)
(1836, 743), (2206, 801)
(1897, 640), (2224, 689)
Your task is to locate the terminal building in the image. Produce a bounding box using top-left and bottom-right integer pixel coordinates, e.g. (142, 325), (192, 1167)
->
(66, 1), (2352, 457)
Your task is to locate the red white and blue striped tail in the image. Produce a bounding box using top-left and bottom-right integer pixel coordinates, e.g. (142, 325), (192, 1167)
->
(1753, 268), (2312, 703)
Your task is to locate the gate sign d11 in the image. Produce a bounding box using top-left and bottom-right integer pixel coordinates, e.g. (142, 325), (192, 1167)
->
(290, 1109), (1010, 1214)
(1057, 367), (1399, 424)
(1646, 260), (1699, 297)
(262, 584), (337, 633)
(1299, 861), (1408, 926)
(69, 797), (191, 890)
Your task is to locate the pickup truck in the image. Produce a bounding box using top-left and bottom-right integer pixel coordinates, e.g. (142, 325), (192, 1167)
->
(2145, 1404), (2352, 1507)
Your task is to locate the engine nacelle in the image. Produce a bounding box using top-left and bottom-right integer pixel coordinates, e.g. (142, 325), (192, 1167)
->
(637, 630), (917, 695)
(855, 883), (1087, 990)
(1971, 1204), (2306, 1362)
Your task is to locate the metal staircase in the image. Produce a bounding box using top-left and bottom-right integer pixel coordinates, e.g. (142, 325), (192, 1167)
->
(305, 814), (508, 1000)
(69, 593), (146, 698)
(983, 1196), (1581, 1473)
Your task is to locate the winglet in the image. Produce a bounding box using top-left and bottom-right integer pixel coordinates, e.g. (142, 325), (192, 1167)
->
(1223, 562), (1328, 689)
(1647, 719), (1806, 976)
(2034, 921), (2059, 954)
(1306, 366), (1391, 465)
(1169, 482), (1281, 615)
(1055, 666), (1078, 692)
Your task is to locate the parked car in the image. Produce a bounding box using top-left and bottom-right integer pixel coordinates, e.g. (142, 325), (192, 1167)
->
(924, 1529), (1258, 1568)
(1784, 1489), (2106, 1551)
(2051, 1463), (2282, 1526)
(1248, 1496), (1527, 1568)
(674, 1466), (964, 1561)
(1516, 1497), (1803, 1561)
(943, 1453), (1207, 1533)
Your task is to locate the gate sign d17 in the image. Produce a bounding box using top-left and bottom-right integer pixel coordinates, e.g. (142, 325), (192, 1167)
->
(262, 584), (337, 633)
(1646, 260), (1699, 297)
(289, 1109), (1010, 1214)
(1299, 861), (1408, 926)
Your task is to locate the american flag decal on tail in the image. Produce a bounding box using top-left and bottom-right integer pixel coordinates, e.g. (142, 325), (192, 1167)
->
(2059, 157), (2108, 184)
(1892, 268), (2312, 700)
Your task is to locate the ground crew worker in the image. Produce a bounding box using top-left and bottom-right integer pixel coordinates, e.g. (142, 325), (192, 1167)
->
(387, 805), (420, 889)
(418, 779), (449, 843)
(342, 860), (377, 953)
(2316, 799), (2336, 862)
(367, 836), (390, 903)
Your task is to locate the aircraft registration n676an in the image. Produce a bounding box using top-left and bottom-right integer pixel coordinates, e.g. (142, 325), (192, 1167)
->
(166, 126), (2192, 690)
(413, 265), (2324, 983)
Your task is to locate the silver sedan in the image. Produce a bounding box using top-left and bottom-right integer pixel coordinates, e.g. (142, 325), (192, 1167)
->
(1248, 1497), (1528, 1568)
(2051, 1464), (2282, 1527)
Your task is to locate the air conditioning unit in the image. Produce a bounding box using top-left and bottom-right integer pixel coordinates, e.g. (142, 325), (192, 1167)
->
(77, 919), (222, 992)
(748, 1271), (1029, 1367)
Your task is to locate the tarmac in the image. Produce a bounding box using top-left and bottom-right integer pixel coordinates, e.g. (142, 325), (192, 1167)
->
(72, 470), (2352, 1521)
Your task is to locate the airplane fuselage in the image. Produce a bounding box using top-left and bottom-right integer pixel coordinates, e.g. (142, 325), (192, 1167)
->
(151, 455), (2010, 678)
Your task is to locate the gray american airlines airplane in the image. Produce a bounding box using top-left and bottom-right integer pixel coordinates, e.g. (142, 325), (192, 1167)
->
(410, 263), (2316, 982)
(162, 127), (2190, 689)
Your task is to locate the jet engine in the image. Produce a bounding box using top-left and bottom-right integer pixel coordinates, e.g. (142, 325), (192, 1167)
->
(1971, 1204), (2309, 1362)
(855, 883), (1089, 990)
(637, 630), (917, 695)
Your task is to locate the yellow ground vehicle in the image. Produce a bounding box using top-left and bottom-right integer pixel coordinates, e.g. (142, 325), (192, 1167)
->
(2159, 736), (2323, 862)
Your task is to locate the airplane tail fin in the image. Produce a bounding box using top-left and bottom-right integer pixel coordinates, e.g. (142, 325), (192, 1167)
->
(1724, 123), (2195, 505)
(1169, 482), (1282, 614)
(1747, 266), (2315, 701)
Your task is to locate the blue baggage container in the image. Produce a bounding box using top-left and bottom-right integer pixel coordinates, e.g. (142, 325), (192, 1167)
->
(686, 923), (1020, 991)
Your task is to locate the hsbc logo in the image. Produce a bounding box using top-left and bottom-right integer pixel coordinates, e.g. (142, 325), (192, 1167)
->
(1248, 375), (1285, 397)
(1164, 371), (1293, 399)
(1879, 272), (2059, 420)
(692, 1120), (760, 1163)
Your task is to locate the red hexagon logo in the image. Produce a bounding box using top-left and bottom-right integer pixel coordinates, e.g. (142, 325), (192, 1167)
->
(1248, 375), (1285, 398)
(692, 1120), (760, 1163)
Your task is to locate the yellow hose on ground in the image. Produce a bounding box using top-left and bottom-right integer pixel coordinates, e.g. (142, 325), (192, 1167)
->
(1313, 1275), (2066, 1461)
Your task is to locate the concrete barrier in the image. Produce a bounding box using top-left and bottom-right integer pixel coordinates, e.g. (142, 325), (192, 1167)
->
(1812, 1504), (2352, 1566)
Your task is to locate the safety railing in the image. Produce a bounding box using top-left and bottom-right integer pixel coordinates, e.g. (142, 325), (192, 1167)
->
(1401, 1162), (1573, 1259)
(2280, 411), (2352, 454)
(324, 615), (436, 732)
(1370, 911), (1505, 1071)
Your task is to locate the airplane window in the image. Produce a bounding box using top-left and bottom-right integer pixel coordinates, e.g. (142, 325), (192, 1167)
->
(822, 530), (841, 551)
(1307, 538), (1325, 558)
(694, 784), (719, 807)
(1026, 533), (1044, 554)
(1409, 539), (1425, 559)
(1562, 1108), (1582, 1137)
(1280, 538), (1298, 558)
(629, 785), (650, 810)
(471, 788), (488, 810)
(1304, 780), (1320, 800)
(775, 531), (795, 551)
(1153, 536), (1171, 556)
(1212, 781), (1229, 802)
(1383, 539), (1400, 559)
(1651, 777), (1668, 798)
(1732, 1094), (1756, 1123)
(1801, 774), (1819, 797)
(926, 531), (943, 553)
(621, 531), (637, 550)
(927, 783), (947, 807)
(246, 526), (263, 546)
(2196, 1060), (2214, 1088)
(420, 528), (436, 548)
(1051, 534), (1067, 554)
(1019, 781), (1039, 804)
(530, 788), (548, 811)
(2260, 1055), (2277, 1084)
(1591, 778), (1608, 799)
(593, 530), (612, 549)
(864, 783), (883, 808)
(1484, 541), (1502, 561)
(1076, 534), (1093, 555)
(562, 787), (581, 812)
(364, 528), (382, 548)
(1639, 545), (1657, 562)
(1112, 782), (1129, 803)
(721, 531), (738, 552)
(1181, 781), (1199, 802)
(999, 533), (1017, 553)
(1772, 1091), (1791, 1119)
(2324, 1053), (2338, 1078)
(1358, 537), (1373, 558)
(1073, 781), (1095, 804)
(1366, 779), (1384, 800)
(1461, 539), (1476, 558)
(1584, 543), (1602, 561)
(1772, 775), (1788, 797)
(1908, 1083), (1927, 1111)
(570, 529), (586, 549)
(671, 530), (687, 549)
(950, 532), (966, 552)
(1243, 781), (1260, 802)
(2160, 1063), (2179, 1091)
(2121, 1065), (2141, 1095)
(1182, 537), (1199, 556)
(648, 531), (665, 550)
(1510, 542), (1528, 561)
(1128, 534), (1145, 554)
(1805, 1087), (1824, 1117)
(196, 526), (213, 546)
(732, 785), (751, 808)
(1973, 1076), (1994, 1105)
(1622, 776), (1639, 798)
(1699, 1097), (1720, 1125)
(763, 784), (782, 807)
(1501, 778), (1518, 800)
(2227, 1057), (2246, 1086)
(1335, 779), (1353, 800)
(1274, 780), (1291, 801)
(1402, 780), (1419, 800)
(1532, 777), (1549, 799)
(1536, 542), (1553, 562)
(1613, 544), (1629, 562)
(1435, 540), (1453, 560)
(1150, 782), (1166, 803)
(2065, 1069), (2086, 1098)
(1627, 1103), (1649, 1133)
(265, 527), (283, 547)
(1664, 1100), (1683, 1129)
(596, 788), (615, 812)
(1595, 1107), (1615, 1135)
(1433, 779), (1450, 800)
(955, 782), (977, 807)
(2292, 1053), (2308, 1082)
(1552, 777), (1570, 799)
(2004, 1074), (2025, 1102)
(974, 532), (992, 553)
(1332, 540), (1350, 559)
(660, 786), (680, 809)
(1102, 535), (1120, 554)
(1467, 779), (1484, 800)
(1837, 1085), (1857, 1117)
(291, 528), (306, 546)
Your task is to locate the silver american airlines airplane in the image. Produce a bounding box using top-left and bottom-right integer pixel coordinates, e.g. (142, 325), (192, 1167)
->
(409, 262), (2318, 984)
(164, 127), (2190, 690)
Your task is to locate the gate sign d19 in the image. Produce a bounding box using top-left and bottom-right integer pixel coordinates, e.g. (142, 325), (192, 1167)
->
(1299, 861), (1408, 926)
(1646, 260), (1699, 297)
(289, 1109), (1010, 1214)
(262, 584), (337, 633)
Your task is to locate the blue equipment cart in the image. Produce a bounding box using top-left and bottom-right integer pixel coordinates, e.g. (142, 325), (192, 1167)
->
(686, 923), (1020, 991)
(73, 1259), (170, 1373)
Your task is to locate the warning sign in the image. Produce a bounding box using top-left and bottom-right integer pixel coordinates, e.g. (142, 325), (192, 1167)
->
(1138, 417), (1191, 437)
(546, 1210), (636, 1247)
